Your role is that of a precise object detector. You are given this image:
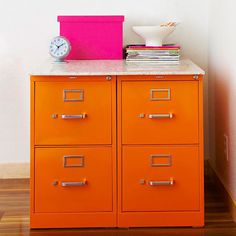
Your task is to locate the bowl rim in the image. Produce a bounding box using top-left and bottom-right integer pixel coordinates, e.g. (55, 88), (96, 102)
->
(132, 25), (176, 28)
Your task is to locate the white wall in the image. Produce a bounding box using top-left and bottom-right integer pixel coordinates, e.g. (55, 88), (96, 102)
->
(208, 0), (236, 200)
(0, 0), (209, 164)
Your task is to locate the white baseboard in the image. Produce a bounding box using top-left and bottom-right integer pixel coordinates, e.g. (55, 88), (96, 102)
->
(0, 163), (29, 179)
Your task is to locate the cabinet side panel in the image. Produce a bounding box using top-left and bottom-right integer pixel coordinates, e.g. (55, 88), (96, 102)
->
(198, 76), (205, 226)
(111, 77), (117, 223)
(117, 77), (123, 226)
(30, 78), (35, 226)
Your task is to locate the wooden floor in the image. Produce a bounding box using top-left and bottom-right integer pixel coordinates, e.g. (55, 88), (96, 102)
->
(0, 174), (236, 236)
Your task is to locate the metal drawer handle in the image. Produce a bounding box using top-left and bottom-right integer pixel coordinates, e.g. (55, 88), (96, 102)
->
(148, 113), (173, 119)
(149, 178), (174, 186)
(61, 180), (87, 187)
(61, 113), (87, 119)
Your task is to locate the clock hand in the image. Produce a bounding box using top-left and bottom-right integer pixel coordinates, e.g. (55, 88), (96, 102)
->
(54, 47), (58, 54)
(53, 43), (63, 54)
(58, 43), (65, 48)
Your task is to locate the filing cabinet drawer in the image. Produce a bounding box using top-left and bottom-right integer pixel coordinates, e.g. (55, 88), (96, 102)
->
(122, 81), (199, 144)
(35, 147), (112, 213)
(35, 81), (112, 145)
(122, 146), (200, 212)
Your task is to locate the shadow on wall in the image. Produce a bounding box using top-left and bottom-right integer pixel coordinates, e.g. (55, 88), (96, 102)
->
(214, 68), (234, 198)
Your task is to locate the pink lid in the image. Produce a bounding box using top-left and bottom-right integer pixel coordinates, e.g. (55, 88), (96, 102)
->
(58, 15), (125, 22)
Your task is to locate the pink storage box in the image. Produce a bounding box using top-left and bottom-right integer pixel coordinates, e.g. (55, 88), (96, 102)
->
(58, 15), (125, 60)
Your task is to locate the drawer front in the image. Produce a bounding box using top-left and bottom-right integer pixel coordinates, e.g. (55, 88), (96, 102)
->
(35, 81), (111, 145)
(122, 81), (199, 144)
(35, 147), (112, 213)
(122, 146), (200, 212)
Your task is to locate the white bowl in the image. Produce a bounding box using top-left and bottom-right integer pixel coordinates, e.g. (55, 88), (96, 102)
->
(132, 25), (176, 46)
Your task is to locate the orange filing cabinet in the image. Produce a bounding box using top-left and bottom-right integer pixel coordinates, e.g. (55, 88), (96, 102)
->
(30, 60), (204, 228)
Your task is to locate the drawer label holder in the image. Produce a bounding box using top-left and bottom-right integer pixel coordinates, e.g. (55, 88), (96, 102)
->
(150, 154), (172, 167)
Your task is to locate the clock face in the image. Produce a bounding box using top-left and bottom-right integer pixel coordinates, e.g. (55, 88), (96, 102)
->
(49, 36), (71, 60)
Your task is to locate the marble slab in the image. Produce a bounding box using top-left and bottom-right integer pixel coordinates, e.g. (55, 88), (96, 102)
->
(30, 59), (205, 76)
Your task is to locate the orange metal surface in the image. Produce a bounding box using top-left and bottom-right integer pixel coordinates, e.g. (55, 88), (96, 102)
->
(35, 80), (112, 145)
(122, 145), (199, 212)
(122, 80), (199, 144)
(30, 74), (204, 228)
(117, 75), (204, 227)
(30, 212), (116, 228)
(117, 211), (204, 227)
(30, 76), (117, 228)
(35, 147), (112, 213)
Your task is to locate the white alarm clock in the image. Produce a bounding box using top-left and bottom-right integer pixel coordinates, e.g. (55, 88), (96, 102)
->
(49, 36), (71, 63)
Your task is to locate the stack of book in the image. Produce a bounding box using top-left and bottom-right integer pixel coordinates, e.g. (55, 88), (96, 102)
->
(126, 44), (180, 64)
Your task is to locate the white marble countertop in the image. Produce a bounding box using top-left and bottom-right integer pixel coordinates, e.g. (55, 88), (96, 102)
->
(31, 59), (205, 76)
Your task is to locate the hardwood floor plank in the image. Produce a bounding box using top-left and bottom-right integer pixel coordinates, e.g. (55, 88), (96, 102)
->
(0, 176), (236, 235)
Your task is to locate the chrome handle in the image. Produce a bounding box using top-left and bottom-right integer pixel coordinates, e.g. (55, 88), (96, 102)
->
(61, 113), (87, 119)
(149, 178), (174, 186)
(61, 180), (87, 187)
(148, 113), (173, 119)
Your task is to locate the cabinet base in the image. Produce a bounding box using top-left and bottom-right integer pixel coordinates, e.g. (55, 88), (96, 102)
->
(31, 211), (204, 228)
(30, 212), (116, 228)
(118, 211), (204, 227)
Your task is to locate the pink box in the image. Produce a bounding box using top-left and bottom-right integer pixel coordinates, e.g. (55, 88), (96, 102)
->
(58, 15), (125, 60)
